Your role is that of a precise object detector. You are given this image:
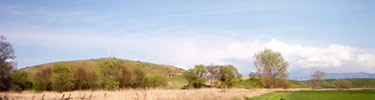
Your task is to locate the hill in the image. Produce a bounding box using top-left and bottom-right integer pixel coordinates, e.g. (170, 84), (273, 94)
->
(21, 57), (187, 89)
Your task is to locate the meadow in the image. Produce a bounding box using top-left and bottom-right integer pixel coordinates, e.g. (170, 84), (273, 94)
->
(246, 89), (375, 100)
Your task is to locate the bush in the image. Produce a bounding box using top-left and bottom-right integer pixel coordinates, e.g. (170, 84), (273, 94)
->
(33, 67), (52, 91)
(133, 69), (145, 88)
(51, 63), (74, 92)
(333, 79), (352, 89)
(144, 75), (168, 88)
(10, 70), (32, 91)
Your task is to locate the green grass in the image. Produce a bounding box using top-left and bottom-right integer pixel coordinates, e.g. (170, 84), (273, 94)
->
(233, 79), (309, 88)
(246, 90), (375, 100)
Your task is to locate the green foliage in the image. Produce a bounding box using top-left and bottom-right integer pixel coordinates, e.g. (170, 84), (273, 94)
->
(183, 65), (207, 88)
(144, 75), (168, 88)
(218, 65), (241, 88)
(98, 59), (124, 90)
(51, 63), (74, 92)
(254, 48), (289, 88)
(9, 70), (32, 91)
(134, 69), (146, 88)
(246, 90), (375, 100)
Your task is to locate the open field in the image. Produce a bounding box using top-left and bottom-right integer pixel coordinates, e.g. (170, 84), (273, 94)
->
(1, 88), (374, 100)
(246, 89), (375, 100)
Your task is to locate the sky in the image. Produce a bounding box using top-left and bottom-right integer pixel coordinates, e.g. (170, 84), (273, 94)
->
(1, 0), (375, 78)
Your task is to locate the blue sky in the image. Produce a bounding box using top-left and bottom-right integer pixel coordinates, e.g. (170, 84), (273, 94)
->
(1, 0), (375, 77)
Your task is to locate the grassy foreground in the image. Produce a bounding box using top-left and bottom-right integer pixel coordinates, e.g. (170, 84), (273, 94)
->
(245, 89), (375, 100)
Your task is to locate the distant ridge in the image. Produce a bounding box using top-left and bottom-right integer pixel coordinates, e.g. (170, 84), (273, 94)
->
(290, 72), (375, 80)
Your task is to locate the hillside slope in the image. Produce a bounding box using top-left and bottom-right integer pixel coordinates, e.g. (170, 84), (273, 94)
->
(21, 57), (186, 88)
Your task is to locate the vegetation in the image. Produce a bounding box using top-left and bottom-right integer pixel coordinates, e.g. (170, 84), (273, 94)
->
(254, 49), (289, 88)
(0, 36), (16, 91)
(246, 90), (375, 100)
(218, 65), (241, 88)
(333, 79), (352, 89)
(310, 70), (326, 89)
(183, 65), (207, 88)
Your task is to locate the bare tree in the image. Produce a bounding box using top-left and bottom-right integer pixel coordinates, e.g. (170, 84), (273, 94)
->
(254, 49), (288, 88)
(310, 69), (325, 89)
(206, 64), (220, 86)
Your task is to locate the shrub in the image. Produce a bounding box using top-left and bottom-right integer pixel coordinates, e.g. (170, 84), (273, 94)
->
(10, 70), (32, 91)
(144, 75), (168, 88)
(51, 63), (74, 92)
(333, 79), (352, 89)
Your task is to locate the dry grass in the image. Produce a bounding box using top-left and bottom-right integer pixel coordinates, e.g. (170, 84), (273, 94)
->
(0, 88), (279, 100)
(1, 88), (372, 100)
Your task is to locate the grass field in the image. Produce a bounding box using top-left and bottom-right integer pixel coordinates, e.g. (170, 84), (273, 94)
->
(0, 88), (278, 100)
(246, 89), (375, 100)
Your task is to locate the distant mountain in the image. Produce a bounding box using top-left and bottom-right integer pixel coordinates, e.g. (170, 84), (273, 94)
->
(289, 72), (375, 80)
(325, 72), (375, 79)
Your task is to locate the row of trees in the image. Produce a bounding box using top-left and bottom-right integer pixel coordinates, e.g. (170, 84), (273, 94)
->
(183, 64), (242, 88)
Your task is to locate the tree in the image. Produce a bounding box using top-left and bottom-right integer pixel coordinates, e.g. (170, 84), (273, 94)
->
(183, 65), (207, 88)
(310, 70), (325, 89)
(333, 79), (352, 89)
(10, 70), (32, 91)
(254, 49), (288, 88)
(134, 69), (145, 88)
(0, 36), (15, 91)
(119, 68), (132, 88)
(51, 63), (74, 92)
(206, 65), (220, 86)
(98, 59), (123, 90)
(73, 67), (88, 90)
(183, 69), (196, 89)
(218, 65), (241, 88)
(86, 71), (98, 89)
(34, 67), (53, 91)
(248, 72), (256, 80)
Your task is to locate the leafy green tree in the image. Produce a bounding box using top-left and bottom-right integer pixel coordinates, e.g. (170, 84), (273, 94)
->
(98, 59), (124, 90)
(133, 69), (145, 88)
(183, 69), (196, 89)
(254, 49), (289, 88)
(51, 63), (74, 92)
(183, 65), (207, 88)
(0, 36), (15, 91)
(73, 67), (88, 90)
(34, 67), (52, 91)
(10, 70), (32, 91)
(218, 65), (241, 88)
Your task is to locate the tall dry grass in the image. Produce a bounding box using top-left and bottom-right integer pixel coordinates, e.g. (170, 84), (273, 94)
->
(0, 88), (280, 100)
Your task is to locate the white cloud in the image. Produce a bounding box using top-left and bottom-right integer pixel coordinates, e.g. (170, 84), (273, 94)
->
(7, 32), (375, 74)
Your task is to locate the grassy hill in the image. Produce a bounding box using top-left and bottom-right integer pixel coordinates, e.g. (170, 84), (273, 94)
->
(21, 57), (187, 89)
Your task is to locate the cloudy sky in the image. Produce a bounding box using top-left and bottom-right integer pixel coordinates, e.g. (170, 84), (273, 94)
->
(1, 0), (374, 77)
